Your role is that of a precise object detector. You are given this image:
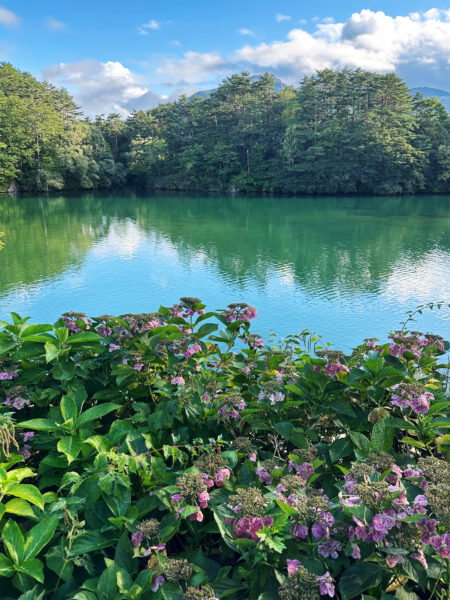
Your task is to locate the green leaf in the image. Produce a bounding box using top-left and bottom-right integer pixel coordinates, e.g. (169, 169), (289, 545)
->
(97, 563), (118, 599)
(371, 417), (394, 453)
(274, 422), (294, 441)
(61, 395), (78, 423)
(16, 418), (59, 432)
(6, 484), (44, 511)
(339, 563), (384, 599)
(329, 437), (353, 463)
(68, 529), (117, 556)
(195, 322), (218, 339)
(4, 498), (37, 520)
(2, 519), (25, 563)
(44, 342), (60, 362)
(24, 517), (59, 560)
(66, 331), (101, 344)
(57, 437), (83, 464)
(16, 558), (44, 583)
(77, 403), (119, 427)
(0, 552), (14, 577)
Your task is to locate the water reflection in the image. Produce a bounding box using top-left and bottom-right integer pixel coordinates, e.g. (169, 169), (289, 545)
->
(0, 192), (449, 349)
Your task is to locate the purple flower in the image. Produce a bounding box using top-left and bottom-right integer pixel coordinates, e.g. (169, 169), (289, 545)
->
(256, 467), (272, 485)
(430, 533), (450, 558)
(351, 543), (361, 559)
(248, 450), (257, 462)
(151, 575), (165, 592)
(312, 523), (326, 540)
(287, 559), (301, 576)
(297, 463), (314, 480)
(391, 394), (410, 408)
(171, 493), (182, 503)
(109, 343), (121, 352)
(293, 524), (308, 539)
(23, 431), (34, 442)
(171, 376), (185, 385)
(418, 517), (438, 544)
(325, 361), (349, 378)
(133, 363), (144, 371)
(318, 540), (341, 558)
(414, 495), (428, 507)
(372, 513), (396, 537)
(131, 531), (143, 547)
(0, 371), (18, 380)
(269, 391), (285, 405)
(411, 550), (428, 568)
(316, 572), (335, 597)
(21, 445), (32, 459)
(410, 393), (432, 414)
(233, 515), (265, 541)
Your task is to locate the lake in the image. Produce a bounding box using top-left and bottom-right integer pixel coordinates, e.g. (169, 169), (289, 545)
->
(0, 192), (449, 352)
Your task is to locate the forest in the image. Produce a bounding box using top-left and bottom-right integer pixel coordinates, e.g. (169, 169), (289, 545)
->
(0, 63), (449, 195)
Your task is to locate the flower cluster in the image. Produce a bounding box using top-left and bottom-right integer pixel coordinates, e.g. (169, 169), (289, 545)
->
(390, 382), (434, 414)
(222, 302), (258, 323)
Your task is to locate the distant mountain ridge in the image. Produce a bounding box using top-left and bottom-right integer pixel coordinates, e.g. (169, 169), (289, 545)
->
(189, 74), (287, 99)
(410, 87), (450, 112)
(190, 76), (450, 112)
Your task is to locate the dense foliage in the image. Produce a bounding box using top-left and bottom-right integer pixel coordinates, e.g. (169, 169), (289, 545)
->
(0, 298), (448, 599)
(0, 63), (125, 193)
(1, 64), (449, 195)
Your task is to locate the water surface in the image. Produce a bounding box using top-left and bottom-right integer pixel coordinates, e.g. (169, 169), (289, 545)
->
(0, 192), (449, 351)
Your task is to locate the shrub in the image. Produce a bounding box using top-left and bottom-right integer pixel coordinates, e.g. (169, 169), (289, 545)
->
(0, 299), (448, 599)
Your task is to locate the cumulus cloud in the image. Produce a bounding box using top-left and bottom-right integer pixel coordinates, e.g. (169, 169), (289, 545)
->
(138, 19), (161, 35)
(42, 60), (162, 117)
(276, 14), (291, 22)
(0, 6), (19, 26)
(158, 9), (450, 89)
(238, 28), (255, 36)
(157, 51), (233, 86)
(45, 17), (66, 31)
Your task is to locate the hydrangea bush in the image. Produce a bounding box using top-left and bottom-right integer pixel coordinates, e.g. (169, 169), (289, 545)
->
(0, 298), (448, 600)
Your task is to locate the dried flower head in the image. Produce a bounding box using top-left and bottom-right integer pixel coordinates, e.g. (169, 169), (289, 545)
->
(195, 453), (228, 476)
(183, 585), (217, 600)
(232, 437), (253, 452)
(367, 452), (395, 473)
(138, 518), (160, 540)
(180, 297), (202, 307)
(355, 481), (391, 509)
(426, 483), (450, 527)
(176, 472), (207, 503)
(349, 462), (376, 482)
(162, 558), (193, 582)
(417, 457), (450, 485)
(229, 487), (267, 517)
(278, 565), (320, 600)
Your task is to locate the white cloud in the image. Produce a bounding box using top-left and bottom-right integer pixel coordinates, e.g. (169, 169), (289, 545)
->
(321, 17), (335, 24)
(238, 28), (255, 36)
(155, 9), (450, 91)
(0, 6), (19, 26)
(45, 17), (66, 31)
(138, 19), (161, 35)
(299, 19), (307, 25)
(42, 60), (162, 117)
(170, 40), (182, 46)
(157, 51), (232, 85)
(276, 14), (291, 22)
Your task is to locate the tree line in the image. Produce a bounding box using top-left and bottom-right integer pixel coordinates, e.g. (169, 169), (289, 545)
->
(1, 63), (449, 195)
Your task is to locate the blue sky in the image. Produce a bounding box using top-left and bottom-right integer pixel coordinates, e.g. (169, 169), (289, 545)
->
(1, 1), (450, 115)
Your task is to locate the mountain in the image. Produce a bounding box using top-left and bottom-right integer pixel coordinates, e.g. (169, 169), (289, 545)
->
(190, 74), (288, 99)
(410, 87), (450, 112)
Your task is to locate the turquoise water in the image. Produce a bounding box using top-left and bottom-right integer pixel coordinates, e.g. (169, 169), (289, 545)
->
(0, 192), (449, 351)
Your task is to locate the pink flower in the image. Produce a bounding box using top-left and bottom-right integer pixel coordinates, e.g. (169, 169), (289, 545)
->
(189, 509), (204, 522)
(171, 376), (185, 385)
(198, 491), (210, 509)
(325, 362), (349, 378)
(23, 431), (34, 442)
(411, 550), (428, 568)
(215, 468), (231, 487)
(248, 451), (257, 462)
(386, 554), (404, 568)
(287, 559), (301, 576)
(109, 343), (120, 352)
(410, 393), (432, 414)
(133, 363), (144, 371)
(147, 320), (160, 329)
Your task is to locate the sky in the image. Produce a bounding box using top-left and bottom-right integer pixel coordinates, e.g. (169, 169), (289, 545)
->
(1, 1), (450, 116)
